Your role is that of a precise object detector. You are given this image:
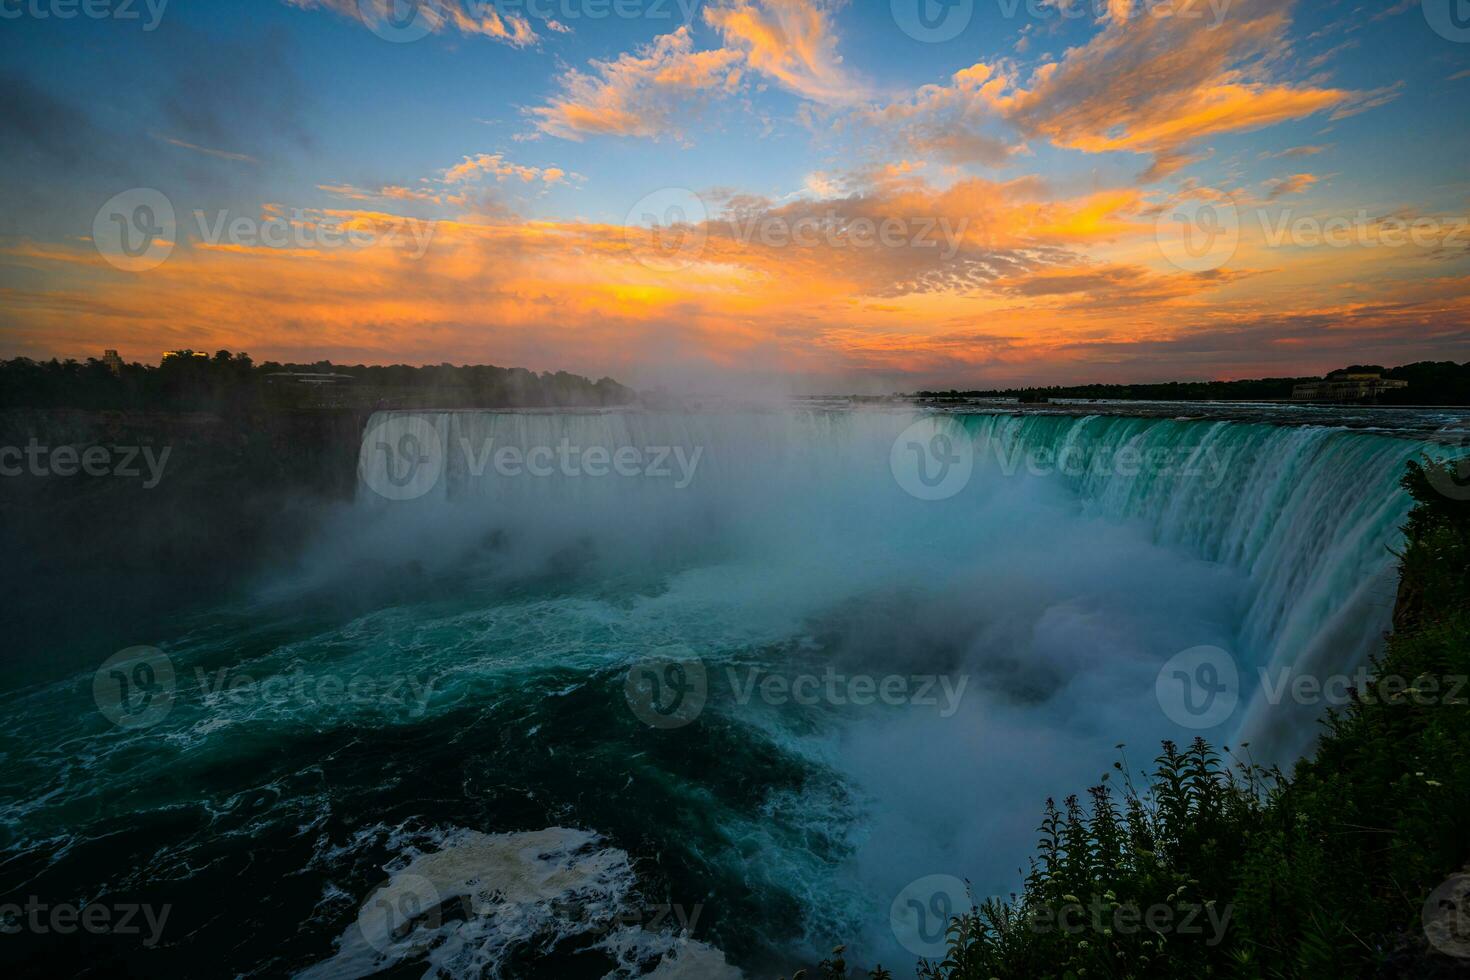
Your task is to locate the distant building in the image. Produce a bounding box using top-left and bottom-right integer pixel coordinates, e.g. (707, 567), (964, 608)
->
(264, 372), (355, 386)
(161, 349), (209, 363)
(101, 349), (124, 375)
(1291, 370), (1409, 404)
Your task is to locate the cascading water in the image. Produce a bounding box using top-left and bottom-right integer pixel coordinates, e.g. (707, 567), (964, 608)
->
(354, 410), (1423, 739)
(949, 413), (1424, 759)
(0, 406), (1453, 978)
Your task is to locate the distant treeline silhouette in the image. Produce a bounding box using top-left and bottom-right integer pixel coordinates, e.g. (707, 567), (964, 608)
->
(0, 351), (636, 412)
(917, 360), (1470, 406)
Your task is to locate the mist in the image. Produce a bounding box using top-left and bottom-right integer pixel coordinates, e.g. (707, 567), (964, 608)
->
(232, 406), (1420, 969)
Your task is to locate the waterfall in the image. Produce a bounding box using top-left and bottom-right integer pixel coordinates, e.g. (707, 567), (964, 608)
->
(355, 408), (1440, 761)
(950, 413), (1427, 759)
(2, 406), (1452, 980)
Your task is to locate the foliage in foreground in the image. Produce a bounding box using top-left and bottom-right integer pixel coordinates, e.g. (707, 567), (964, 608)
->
(818, 458), (1470, 979)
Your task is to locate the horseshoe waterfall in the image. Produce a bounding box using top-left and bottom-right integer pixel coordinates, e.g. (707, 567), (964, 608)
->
(2, 406), (1454, 978)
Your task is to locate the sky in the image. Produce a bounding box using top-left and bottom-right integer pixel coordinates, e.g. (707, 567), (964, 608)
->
(1, 0), (1467, 390)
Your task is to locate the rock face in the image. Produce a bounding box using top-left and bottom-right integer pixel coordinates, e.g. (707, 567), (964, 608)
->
(0, 407), (366, 675)
(1393, 560), (1424, 633)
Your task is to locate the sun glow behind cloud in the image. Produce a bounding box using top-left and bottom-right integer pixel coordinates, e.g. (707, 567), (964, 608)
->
(1, 0), (1466, 387)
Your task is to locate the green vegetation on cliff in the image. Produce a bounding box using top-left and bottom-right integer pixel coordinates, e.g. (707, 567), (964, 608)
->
(817, 457), (1470, 980)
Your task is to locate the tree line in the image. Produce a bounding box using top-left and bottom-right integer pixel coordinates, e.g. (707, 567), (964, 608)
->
(0, 351), (636, 412)
(918, 361), (1470, 406)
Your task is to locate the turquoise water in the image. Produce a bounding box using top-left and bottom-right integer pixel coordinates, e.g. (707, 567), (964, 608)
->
(1, 409), (1460, 977)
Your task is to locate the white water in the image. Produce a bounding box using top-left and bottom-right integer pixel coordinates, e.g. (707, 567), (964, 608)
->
(330, 407), (1440, 972)
(299, 826), (740, 980)
(351, 408), (1423, 720)
(0, 407), (1453, 979)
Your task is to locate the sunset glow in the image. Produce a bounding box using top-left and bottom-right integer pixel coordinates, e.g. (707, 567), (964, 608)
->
(3, 0), (1467, 387)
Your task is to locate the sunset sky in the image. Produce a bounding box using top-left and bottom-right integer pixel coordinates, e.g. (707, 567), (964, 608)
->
(2, 0), (1467, 390)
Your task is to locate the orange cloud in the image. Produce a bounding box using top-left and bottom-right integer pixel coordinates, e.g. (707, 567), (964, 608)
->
(892, 0), (1386, 181)
(440, 1), (538, 45)
(0, 170), (1258, 383)
(704, 0), (870, 105)
(528, 27), (743, 141)
(530, 0), (866, 142)
(444, 153), (570, 185)
(286, 0), (538, 47)
(856, 63), (1021, 165)
(6, 166), (1465, 386)
(8, 210), (1465, 386)
(1263, 173), (1320, 199)
(316, 150), (575, 210)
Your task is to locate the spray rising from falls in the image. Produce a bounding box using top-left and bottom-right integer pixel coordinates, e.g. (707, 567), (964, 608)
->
(341, 408), (1434, 971)
(960, 413), (1423, 757)
(355, 409), (1423, 745)
(1, 408), (1445, 978)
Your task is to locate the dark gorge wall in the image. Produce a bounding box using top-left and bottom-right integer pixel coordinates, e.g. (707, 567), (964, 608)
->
(0, 408), (365, 681)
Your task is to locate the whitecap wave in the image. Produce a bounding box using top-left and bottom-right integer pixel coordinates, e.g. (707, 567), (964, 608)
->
(296, 825), (740, 980)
